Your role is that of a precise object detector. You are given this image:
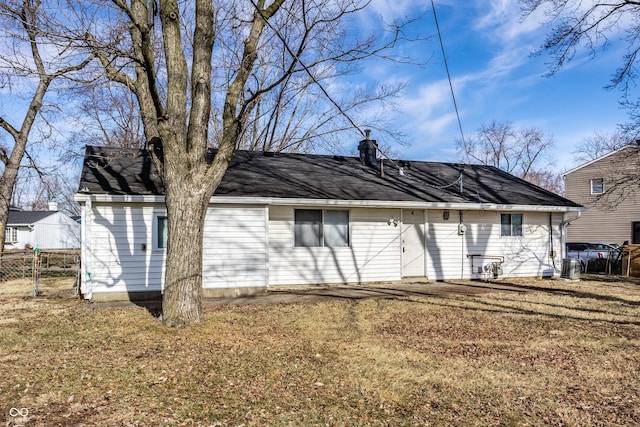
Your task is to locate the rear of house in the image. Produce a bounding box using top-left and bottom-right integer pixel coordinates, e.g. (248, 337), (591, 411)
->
(564, 145), (640, 244)
(76, 146), (583, 302)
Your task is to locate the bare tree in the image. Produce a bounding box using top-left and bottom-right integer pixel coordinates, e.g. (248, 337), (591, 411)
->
(73, 0), (414, 327)
(520, 0), (640, 138)
(235, 59), (408, 153)
(573, 130), (632, 163)
(525, 169), (565, 196)
(0, 0), (91, 255)
(457, 120), (556, 180)
(22, 174), (80, 216)
(70, 84), (145, 150)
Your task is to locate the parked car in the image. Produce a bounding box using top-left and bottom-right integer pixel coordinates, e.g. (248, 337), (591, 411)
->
(566, 242), (622, 272)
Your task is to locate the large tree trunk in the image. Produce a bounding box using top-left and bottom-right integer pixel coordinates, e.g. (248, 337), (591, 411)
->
(0, 150), (22, 254)
(162, 179), (210, 326)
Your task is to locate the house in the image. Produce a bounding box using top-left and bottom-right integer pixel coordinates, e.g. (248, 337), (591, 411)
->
(4, 203), (81, 250)
(564, 144), (640, 244)
(75, 144), (583, 302)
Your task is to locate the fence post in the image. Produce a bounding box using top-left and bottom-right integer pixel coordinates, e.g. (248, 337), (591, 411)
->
(33, 248), (41, 297)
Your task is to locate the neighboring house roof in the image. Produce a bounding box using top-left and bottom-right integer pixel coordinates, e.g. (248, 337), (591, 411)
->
(563, 144), (640, 176)
(78, 145), (582, 208)
(7, 210), (57, 226)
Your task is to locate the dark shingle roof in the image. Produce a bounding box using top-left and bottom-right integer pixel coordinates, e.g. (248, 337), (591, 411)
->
(7, 210), (56, 225)
(77, 146), (581, 208)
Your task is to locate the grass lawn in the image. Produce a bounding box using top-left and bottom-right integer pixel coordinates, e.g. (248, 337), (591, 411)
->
(1, 276), (639, 426)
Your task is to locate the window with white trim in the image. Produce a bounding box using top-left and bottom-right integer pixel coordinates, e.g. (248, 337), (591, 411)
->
(4, 227), (17, 243)
(501, 214), (523, 237)
(294, 209), (349, 247)
(156, 215), (168, 249)
(591, 178), (604, 195)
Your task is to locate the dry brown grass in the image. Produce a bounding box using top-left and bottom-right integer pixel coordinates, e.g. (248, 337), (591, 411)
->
(1, 276), (639, 426)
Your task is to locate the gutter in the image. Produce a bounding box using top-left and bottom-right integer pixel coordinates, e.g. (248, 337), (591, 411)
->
(74, 193), (584, 213)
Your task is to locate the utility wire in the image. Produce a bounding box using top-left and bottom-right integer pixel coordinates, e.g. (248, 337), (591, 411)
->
(430, 0), (466, 145)
(249, 0), (465, 190)
(248, 0), (365, 139)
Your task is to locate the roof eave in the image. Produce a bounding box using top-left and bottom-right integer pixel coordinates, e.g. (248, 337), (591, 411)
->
(74, 193), (583, 212)
(563, 145), (638, 176)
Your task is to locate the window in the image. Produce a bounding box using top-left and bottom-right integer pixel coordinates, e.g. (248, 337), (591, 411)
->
(633, 222), (640, 244)
(294, 209), (349, 247)
(157, 216), (168, 249)
(591, 178), (604, 195)
(4, 227), (17, 243)
(501, 214), (522, 237)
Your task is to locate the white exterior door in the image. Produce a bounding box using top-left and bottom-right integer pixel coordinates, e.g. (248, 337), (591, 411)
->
(402, 209), (425, 277)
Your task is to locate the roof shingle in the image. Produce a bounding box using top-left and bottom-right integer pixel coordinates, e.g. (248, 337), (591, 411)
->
(77, 146), (581, 208)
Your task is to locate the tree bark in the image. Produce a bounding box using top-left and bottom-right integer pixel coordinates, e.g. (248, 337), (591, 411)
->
(162, 178), (210, 326)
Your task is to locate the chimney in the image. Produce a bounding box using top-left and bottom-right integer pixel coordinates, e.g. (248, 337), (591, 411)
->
(358, 129), (378, 166)
(48, 201), (59, 211)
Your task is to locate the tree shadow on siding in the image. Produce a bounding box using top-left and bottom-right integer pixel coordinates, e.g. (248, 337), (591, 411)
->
(91, 205), (162, 317)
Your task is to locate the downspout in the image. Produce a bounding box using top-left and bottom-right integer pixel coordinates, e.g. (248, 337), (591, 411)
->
(560, 211), (582, 259)
(549, 213), (556, 273)
(82, 198), (92, 300)
(28, 223), (36, 251)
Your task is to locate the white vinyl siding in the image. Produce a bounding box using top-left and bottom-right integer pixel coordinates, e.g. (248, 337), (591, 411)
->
(4, 213), (80, 250)
(427, 210), (561, 280)
(202, 205), (267, 289)
(86, 203), (165, 295)
(81, 200), (565, 299)
(269, 206), (401, 285)
(30, 213), (80, 249)
(84, 203), (268, 296)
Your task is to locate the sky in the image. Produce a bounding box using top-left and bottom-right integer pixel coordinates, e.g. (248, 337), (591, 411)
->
(0, 0), (637, 191)
(358, 0), (637, 173)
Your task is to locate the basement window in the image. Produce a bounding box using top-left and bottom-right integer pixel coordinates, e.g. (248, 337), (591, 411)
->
(501, 214), (523, 237)
(591, 178), (604, 195)
(294, 209), (349, 247)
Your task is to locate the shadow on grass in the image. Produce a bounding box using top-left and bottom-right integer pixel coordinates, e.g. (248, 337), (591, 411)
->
(135, 300), (162, 318)
(269, 277), (640, 326)
(269, 281), (528, 302)
(463, 277), (640, 307)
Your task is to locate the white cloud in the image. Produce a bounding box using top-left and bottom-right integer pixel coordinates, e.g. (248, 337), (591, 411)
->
(366, 0), (430, 21)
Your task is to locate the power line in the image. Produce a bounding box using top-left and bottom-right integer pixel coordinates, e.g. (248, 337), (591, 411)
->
(430, 0), (466, 145)
(247, 0), (463, 191)
(248, 0), (366, 139)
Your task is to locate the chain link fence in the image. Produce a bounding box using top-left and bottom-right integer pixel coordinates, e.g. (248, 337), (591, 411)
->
(0, 250), (80, 297)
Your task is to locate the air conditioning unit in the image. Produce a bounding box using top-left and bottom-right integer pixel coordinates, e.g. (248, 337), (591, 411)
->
(561, 258), (580, 280)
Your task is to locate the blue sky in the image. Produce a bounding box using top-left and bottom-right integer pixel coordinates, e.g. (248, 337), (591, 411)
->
(1, 0), (635, 181)
(360, 0), (636, 173)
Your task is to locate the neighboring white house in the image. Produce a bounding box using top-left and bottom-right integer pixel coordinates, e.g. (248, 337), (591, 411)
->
(4, 203), (81, 251)
(75, 144), (584, 302)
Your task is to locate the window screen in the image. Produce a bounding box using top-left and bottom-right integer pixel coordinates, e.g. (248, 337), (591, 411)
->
(501, 214), (523, 237)
(294, 210), (322, 247)
(157, 216), (168, 249)
(294, 209), (349, 247)
(591, 178), (604, 195)
(323, 210), (349, 247)
(4, 227), (17, 243)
